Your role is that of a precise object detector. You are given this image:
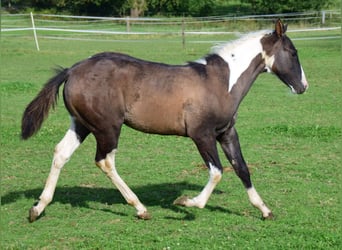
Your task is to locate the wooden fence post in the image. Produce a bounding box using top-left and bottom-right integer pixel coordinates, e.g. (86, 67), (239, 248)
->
(182, 16), (185, 49)
(126, 16), (131, 32)
(30, 12), (40, 51)
(321, 11), (326, 25)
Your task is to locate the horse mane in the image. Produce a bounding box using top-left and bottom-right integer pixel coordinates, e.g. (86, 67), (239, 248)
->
(210, 30), (272, 55)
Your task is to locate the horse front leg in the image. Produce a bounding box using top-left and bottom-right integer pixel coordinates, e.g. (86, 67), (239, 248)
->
(174, 135), (223, 208)
(218, 126), (273, 219)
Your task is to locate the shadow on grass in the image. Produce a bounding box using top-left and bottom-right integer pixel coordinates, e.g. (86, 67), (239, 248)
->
(1, 182), (240, 221)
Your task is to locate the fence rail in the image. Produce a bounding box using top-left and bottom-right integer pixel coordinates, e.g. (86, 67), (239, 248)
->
(1, 11), (341, 50)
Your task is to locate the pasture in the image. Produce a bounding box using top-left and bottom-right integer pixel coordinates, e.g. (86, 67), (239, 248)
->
(1, 28), (341, 249)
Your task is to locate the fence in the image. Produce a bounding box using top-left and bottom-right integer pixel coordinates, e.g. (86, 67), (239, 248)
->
(1, 11), (341, 51)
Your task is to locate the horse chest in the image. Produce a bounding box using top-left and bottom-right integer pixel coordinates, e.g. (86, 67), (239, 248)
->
(181, 88), (237, 136)
(209, 100), (237, 134)
(209, 90), (237, 121)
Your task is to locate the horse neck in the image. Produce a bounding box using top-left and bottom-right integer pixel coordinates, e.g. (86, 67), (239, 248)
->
(214, 32), (268, 105)
(229, 54), (266, 105)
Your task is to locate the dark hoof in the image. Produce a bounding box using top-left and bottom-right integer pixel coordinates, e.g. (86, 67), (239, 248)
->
(137, 211), (151, 220)
(29, 207), (40, 223)
(262, 212), (275, 220)
(173, 196), (189, 206)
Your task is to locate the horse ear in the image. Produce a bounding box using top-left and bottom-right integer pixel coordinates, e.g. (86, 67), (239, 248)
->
(275, 19), (286, 37)
(283, 23), (288, 33)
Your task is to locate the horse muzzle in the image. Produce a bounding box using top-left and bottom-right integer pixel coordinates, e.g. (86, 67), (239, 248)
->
(290, 81), (308, 94)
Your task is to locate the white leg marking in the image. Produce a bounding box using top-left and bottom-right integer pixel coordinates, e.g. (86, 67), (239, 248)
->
(96, 150), (149, 219)
(182, 163), (222, 208)
(247, 186), (272, 218)
(33, 122), (81, 217)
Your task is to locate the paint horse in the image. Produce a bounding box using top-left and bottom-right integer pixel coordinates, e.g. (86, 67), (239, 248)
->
(22, 19), (308, 222)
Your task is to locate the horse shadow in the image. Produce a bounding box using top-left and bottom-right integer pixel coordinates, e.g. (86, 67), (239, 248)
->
(1, 182), (241, 221)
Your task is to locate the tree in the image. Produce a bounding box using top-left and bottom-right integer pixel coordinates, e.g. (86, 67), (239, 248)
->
(58, 0), (126, 16)
(147, 0), (214, 16)
(129, 0), (147, 17)
(242, 0), (335, 14)
(2, 0), (126, 16)
(3, 0), (338, 16)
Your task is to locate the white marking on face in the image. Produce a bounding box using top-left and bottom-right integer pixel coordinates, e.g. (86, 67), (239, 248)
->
(211, 31), (270, 92)
(289, 85), (296, 94)
(301, 66), (309, 89)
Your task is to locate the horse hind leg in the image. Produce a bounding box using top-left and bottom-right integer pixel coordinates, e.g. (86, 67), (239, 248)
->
(29, 118), (89, 222)
(94, 134), (150, 219)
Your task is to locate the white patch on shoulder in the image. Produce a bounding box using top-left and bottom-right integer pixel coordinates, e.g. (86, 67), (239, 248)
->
(211, 31), (270, 92)
(262, 51), (275, 72)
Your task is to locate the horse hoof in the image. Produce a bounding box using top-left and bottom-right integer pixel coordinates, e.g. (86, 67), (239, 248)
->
(137, 211), (151, 220)
(29, 207), (39, 223)
(173, 196), (189, 206)
(262, 212), (275, 220)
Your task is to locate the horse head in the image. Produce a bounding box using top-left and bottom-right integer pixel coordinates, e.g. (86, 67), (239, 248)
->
(262, 19), (309, 94)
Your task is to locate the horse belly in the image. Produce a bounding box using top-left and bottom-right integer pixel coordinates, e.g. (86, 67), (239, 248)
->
(124, 98), (186, 136)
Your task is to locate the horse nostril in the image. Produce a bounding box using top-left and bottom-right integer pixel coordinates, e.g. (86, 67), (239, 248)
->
(302, 78), (309, 90)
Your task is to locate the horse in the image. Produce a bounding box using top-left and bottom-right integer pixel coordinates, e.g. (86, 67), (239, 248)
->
(22, 19), (308, 222)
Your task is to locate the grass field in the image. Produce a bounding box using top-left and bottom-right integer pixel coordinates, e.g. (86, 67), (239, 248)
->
(1, 27), (341, 249)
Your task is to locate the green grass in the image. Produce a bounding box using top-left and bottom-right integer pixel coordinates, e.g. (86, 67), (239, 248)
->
(1, 29), (341, 249)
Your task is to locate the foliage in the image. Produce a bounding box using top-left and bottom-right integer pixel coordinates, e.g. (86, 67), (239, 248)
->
(2, 0), (340, 16)
(60, 0), (126, 16)
(3, 0), (126, 15)
(241, 0), (337, 14)
(124, 0), (147, 17)
(147, 0), (215, 16)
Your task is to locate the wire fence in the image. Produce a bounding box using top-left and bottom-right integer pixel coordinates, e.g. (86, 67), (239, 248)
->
(1, 11), (341, 50)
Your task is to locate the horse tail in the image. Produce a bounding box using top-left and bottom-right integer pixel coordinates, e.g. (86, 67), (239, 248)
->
(21, 67), (69, 140)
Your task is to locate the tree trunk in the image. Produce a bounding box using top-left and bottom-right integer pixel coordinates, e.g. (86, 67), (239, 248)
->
(130, 0), (145, 17)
